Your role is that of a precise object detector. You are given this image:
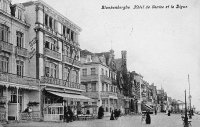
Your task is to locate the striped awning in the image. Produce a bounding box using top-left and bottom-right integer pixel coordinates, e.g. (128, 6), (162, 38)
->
(48, 91), (91, 100)
(145, 104), (153, 110)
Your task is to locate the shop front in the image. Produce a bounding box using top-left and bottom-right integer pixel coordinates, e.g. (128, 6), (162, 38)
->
(43, 89), (91, 122)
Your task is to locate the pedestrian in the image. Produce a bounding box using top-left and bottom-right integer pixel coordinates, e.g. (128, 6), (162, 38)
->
(168, 110), (171, 116)
(146, 111), (151, 124)
(110, 110), (115, 120)
(114, 109), (118, 120)
(68, 106), (74, 122)
(64, 105), (67, 122)
(155, 109), (157, 115)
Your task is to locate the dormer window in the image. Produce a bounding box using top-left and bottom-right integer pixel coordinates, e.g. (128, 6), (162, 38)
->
(18, 9), (22, 20)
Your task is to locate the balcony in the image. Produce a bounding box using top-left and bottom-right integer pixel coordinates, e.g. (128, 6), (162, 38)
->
(81, 74), (98, 82)
(15, 46), (28, 57)
(62, 55), (81, 67)
(0, 72), (39, 86)
(0, 96), (7, 103)
(100, 75), (111, 84)
(44, 48), (61, 61)
(0, 41), (13, 53)
(101, 91), (117, 98)
(82, 91), (99, 99)
(40, 76), (85, 91)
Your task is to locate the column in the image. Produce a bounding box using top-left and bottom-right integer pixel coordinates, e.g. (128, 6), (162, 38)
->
(108, 98), (110, 112)
(16, 87), (19, 121)
(6, 86), (8, 122)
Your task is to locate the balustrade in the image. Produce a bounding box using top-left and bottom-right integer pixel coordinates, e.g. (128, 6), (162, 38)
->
(0, 41), (13, 53)
(44, 48), (61, 61)
(40, 76), (85, 91)
(15, 46), (28, 57)
(0, 72), (39, 86)
(62, 55), (81, 67)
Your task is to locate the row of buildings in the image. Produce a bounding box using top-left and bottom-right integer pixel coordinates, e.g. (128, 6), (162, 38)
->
(0, 0), (182, 122)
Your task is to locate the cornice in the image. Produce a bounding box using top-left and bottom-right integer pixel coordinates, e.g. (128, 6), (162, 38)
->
(0, 9), (30, 28)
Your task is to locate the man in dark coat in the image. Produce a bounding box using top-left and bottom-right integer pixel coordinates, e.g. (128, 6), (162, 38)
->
(110, 110), (115, 120)
(146, 111), (151, 124)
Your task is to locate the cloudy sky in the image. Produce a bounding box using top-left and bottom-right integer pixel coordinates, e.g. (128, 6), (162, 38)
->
(14, 0), (200, 110)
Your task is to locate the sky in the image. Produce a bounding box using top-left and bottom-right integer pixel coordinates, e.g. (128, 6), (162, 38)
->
(13, 0), (200, 110)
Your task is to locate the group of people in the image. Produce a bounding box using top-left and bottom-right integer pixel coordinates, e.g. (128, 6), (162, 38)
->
(110, 109), (121, 120)
(63, 106), (75, 122)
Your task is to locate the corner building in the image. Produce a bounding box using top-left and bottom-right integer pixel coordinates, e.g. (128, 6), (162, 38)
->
(22, 0), (90, 121)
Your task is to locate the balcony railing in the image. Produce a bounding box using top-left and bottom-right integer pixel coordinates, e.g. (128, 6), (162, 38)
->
(0, 72), (39, 86)
(0, 96), (7, 103)
(62, 55), (81, 67)
(15, 46), (28, 57)
(81, 74), (98, 82)
(82, 91), (99, 99)
(0, 40), (13, 53)
(100, 75), (111, 84)
(44, 48), (61, 61)
(40, 76), (85, 91)
(101, 91), (117, 98)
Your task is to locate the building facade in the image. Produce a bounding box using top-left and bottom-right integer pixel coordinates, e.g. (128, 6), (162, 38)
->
(80, 50), (118, 116)
(0, 0), (39, 121)
(1, 0), (88, 122)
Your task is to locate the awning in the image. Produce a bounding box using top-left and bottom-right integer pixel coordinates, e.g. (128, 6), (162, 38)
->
(145, 104), (153, 110)
(48, 91), (91, 100)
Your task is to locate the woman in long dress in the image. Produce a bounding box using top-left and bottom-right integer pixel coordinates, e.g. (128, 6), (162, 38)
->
(146, 111), (151, 124)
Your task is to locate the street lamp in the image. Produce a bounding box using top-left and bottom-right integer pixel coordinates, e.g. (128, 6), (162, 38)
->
(184, 90), (188, 127)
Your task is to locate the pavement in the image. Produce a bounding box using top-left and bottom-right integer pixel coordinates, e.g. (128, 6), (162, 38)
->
(2, 113), (200, 127)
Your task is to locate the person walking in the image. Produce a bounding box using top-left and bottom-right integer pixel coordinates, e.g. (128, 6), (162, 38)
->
(146, 111), (151, 124)
(110, 110), (115, 120)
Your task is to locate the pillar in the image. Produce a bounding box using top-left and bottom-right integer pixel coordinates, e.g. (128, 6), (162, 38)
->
(6, 86), (8, 122)
(16, 87), (19, 121)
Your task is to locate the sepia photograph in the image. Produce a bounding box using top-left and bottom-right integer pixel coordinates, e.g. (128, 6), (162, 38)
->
(0, 0), (200, 126)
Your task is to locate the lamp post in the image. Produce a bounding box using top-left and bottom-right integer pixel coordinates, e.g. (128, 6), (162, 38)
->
(188, 74), (192, 118)
(184, 90), (188, 127)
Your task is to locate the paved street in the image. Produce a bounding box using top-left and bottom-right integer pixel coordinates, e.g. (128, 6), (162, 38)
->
(2, 113), (200, 127)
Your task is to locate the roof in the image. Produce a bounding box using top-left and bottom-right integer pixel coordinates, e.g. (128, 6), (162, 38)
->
(114, 58), (122, 71)
(80, 49), (93, 57)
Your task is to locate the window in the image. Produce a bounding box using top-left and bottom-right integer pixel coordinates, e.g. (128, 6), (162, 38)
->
(49, 17), (53, 29)
(45, 14), (54, 30)
(71, 31), (74, 41)
(105, 70), (107, 77)
(101, 68), (104, 75)
(82, 69), (87, 76)
(45, 61), (58, 78)
(71, 70), (78, 83)
(0, 88), (3, 96)
(16, 31), (24, 47)
(0, 24), (9, 42)
(63, 45), (70, 57)
(91, 83), (96, 91)
(102, 83), (104, 92)
(91, 68), (96, 75)
(3, 0), (7, 12)
(106, 84), (108, 91)
(63, 67), (69, 81)
(45, 37), (58, 52)
(16, 60), (24, 76)
(18, 9), (22, 20)
(10, 89), (22, 104)
(0, 56), (8, 73)
(45, 14), (48, 26)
